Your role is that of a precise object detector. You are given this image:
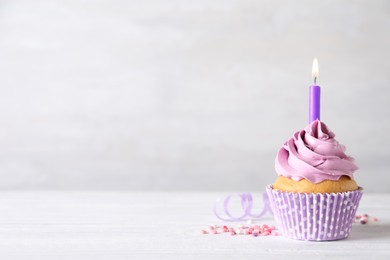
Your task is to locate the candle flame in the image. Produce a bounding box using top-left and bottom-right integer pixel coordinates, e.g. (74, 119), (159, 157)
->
(312, 58), (319, 83)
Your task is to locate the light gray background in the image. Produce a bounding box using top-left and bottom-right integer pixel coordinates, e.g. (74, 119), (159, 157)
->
(0, 0), (389, 191)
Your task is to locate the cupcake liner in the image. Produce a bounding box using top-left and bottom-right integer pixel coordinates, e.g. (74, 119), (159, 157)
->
(266, 185), (363, 241)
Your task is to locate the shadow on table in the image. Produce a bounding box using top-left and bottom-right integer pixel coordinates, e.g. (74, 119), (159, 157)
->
(348, 224), (390, 241)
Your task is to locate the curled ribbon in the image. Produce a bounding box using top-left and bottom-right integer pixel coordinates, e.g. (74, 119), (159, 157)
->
(213, 191), (273, 222)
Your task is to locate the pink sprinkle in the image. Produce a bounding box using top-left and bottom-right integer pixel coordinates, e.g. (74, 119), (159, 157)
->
(201, 223), (280, 238)
(261, 226), (269, 231)
(373, 217), (379, 222)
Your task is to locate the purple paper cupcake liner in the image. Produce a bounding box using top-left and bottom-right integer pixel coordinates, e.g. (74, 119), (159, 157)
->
(266, 185), (363, 241)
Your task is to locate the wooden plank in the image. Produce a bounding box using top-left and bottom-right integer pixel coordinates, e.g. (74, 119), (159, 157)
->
(0, 192), (388, 259)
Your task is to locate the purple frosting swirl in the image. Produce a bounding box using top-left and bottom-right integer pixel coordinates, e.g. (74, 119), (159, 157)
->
(275, 120), (358, 183)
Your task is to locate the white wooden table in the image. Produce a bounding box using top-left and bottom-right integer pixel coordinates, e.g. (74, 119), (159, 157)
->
(0, 191), (389, 259)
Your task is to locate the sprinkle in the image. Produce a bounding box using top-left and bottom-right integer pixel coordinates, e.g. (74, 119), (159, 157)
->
(354, 213), (379, 224)
(201, 223), (280, 237)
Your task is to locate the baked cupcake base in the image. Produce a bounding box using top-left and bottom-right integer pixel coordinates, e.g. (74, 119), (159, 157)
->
(266, 185), (363, 241)
(273, 176), (359, 194)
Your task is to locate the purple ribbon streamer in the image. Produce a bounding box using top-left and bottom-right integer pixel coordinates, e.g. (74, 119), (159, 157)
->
(213, 191), (273, 222)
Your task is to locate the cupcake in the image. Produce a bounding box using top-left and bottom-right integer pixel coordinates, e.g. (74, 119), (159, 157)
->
(266, 120), (363, 241)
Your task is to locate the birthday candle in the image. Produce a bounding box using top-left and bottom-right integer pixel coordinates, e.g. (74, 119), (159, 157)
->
(309, 58), (321, 123)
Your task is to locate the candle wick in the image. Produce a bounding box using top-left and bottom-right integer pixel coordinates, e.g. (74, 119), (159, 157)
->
(314, 77), (317, 85)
